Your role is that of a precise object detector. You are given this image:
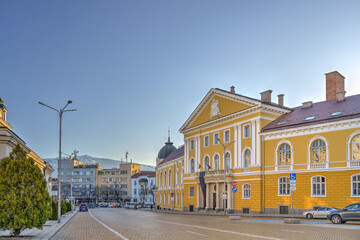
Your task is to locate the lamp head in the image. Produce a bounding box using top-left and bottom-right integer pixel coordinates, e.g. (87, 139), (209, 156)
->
(67, 100), (72, 104)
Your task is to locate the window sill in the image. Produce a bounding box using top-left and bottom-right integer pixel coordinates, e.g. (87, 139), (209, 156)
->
(277, 194), (291, 197)
(350, 195), (360, 197)
(242, 197), (251, 199)
(310, 195), (326, 197)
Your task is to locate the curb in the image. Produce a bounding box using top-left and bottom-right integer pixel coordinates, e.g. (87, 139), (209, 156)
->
(39, 211), (78, 240)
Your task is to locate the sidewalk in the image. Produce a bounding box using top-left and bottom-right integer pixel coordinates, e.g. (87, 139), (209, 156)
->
(143, 208), (304, 218)
(0, 211), (77, 240)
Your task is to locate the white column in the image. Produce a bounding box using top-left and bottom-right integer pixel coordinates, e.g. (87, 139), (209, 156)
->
(251, 120), (256, 167)
(256, 119), (261, 166)
(238, 124), (242, 168)
(206, 183), (210, 209)
(196, 184), (201, 209)
(184, 139), (188, 173)
(216, 182), (220, 210)
(234, 125), (238, 168)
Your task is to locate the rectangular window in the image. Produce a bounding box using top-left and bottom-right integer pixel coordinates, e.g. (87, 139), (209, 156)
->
(243, 124), (251, 138)
(204, 136), (209, 147)
(190, 139), (195, 150)
(214, 133), (219, 145)
(224, 130), (230, 142)
(312, 176), (326, 196)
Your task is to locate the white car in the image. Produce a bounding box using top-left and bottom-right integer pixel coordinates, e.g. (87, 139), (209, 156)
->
(303, 207), (338, 219)
(125, 202), (136, 209)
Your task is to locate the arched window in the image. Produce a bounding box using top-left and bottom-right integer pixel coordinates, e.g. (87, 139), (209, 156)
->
(351, 174), (360, 196)
(311, 140), (326, 163)
(204, 156), (210, 171)
(242, 184), (251, 199)
(311, 176), (326, 196)
(164, 172), (167, 186)
(278, 143), (291, 165)
(351, 135), (360, 160)
(159, 194), (162, 204)
(225, 152), (231, 169)
(169, 170), (171, 186)
(189, 186), (194, 197)
(190, 159), (195, 173)
(278, 177), (290, 195)
(244, 149), (251, 168)
(213, 154), (220, 170)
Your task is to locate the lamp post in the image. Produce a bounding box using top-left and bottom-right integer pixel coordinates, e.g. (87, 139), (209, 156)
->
(39, 100), (77, 223)
(71, 150), (78, 211)
(217, 137), (235, 215)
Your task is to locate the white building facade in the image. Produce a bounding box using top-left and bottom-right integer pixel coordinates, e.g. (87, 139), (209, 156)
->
(131, 172), (156, 205)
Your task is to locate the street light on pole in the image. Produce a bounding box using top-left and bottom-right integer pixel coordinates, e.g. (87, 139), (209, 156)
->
(217, 137), (235, 215)
(39, 100), (77, 223)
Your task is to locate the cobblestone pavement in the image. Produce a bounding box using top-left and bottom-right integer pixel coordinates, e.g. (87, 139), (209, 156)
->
(51, 208), (360, 240)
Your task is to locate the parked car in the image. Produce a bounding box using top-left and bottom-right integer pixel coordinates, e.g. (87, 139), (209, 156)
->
(99, 203), (107, 207)
(79, 203), (88, 212)
(303, 207), (338, 219)
(327, 203), (360, 224)
(111, 203), (120, 208)
(125, 202), (136, 209)
(88, 203), (97, 208)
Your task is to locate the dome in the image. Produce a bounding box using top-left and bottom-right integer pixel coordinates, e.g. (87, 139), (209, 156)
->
(157, 141), (176, 159)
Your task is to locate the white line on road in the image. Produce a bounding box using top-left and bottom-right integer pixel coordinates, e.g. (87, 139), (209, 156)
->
(281, 229), (304, 233)
(185, 231), (207, 237)
(89, 210), (128, 240)
(156, 220), (283, 240)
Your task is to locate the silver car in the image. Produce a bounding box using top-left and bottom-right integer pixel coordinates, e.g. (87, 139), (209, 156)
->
(303, 207), (338, 219)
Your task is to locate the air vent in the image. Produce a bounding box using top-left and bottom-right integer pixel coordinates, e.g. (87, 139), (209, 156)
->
(331, 111), (343, 117)
(277, 121), (288, 126)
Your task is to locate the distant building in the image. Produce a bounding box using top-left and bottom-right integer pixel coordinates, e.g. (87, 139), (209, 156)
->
(72, 164), (100, 203)
(59, 157), (84, 200)
(131, 172), (156, 205)
(0, 98), (54, 192)
(96, 162), (140, 203)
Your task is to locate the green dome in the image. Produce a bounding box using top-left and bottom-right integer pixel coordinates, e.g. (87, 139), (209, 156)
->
(158, 141), (176, 159)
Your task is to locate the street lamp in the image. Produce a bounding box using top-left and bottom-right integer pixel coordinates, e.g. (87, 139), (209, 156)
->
(39, 100), (77, 223)
(217, 137), (235, 215)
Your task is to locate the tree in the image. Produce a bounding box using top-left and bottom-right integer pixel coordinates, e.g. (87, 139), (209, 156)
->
(0, 144), (52, 237)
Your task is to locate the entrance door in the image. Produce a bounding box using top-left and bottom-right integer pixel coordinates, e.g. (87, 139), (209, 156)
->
(213, 193), (216, 210)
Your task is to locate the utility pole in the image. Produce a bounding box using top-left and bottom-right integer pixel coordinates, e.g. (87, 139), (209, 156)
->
(217, 137), (235, 215)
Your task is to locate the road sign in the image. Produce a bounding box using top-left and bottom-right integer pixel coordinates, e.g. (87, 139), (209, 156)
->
(232, 187), (237, 193)
(290, 173), (296, 180)
(290, 185), (296, 191)
(171, 192), (174, 197)
(171, 197), (174, 201)
(222, 193), (227, 199)
(232, 181), (237, 187)
(290, 180), (296, 184)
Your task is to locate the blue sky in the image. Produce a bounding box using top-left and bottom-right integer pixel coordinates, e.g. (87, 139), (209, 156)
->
(1, 1), (360, 165)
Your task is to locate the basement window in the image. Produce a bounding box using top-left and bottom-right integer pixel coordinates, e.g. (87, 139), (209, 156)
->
(304, 115), (316, 121)
(331, 111), (343, 117)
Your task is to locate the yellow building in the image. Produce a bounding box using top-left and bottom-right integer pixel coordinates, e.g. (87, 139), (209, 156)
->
(155, 136), (184, 211)
(0, 98), (54, 192)
(167, 71), (360, 215)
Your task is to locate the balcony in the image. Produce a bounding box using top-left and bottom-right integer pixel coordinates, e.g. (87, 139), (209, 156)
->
(309, 162), (328, 169)
(205, 169), (233, 177)
(349, 159), (360, 167)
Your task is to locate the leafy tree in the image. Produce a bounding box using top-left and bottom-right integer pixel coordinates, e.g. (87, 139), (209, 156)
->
(0, 144), (52, 237)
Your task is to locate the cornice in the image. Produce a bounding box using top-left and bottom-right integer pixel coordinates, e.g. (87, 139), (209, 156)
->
(261, 118), (360, 140)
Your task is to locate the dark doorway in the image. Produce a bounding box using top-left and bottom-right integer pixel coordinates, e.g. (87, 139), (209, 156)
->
(279, 206), (289, 214)
(213, 193), (216, 210)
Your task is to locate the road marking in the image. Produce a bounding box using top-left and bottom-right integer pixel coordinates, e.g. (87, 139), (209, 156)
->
(89, 210), (128, 240)
(156, 220), (282, 240)
(281, 229), (304, 233)
(186, 231), (207, 237)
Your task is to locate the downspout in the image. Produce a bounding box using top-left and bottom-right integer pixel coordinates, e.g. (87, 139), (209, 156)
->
(262, 135), (265, 214)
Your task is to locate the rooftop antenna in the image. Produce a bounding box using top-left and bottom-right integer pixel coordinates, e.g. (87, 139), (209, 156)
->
(168, 126), (170, 142)
(125, 151), (128, 163)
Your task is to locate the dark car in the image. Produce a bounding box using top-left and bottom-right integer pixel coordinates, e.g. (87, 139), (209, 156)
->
(327, 203), (360, 224)
(79, 203), (88, 212)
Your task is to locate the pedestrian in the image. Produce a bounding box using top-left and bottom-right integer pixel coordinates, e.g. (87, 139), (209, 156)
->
(150, 204), (153, 211)
(134, 205), (137, 210)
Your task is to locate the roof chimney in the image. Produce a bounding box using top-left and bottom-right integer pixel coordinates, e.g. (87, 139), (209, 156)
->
(336, 91), (346, 102)
(260, 90), (272, 102)
(277, 94), (284, 106)
(325, 71), (345, 101)
(302, 101), (313, 108)
(230, 86), (235, 93)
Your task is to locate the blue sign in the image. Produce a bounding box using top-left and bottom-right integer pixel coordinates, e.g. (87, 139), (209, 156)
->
(290, 173), (296, 180)
(232, 187), (237, 193)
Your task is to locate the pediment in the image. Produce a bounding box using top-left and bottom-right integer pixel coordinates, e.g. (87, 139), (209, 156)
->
(180, 89), (260, 132)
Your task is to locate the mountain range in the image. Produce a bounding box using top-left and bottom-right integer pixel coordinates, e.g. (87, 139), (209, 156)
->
(44, 154), (155, 176)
